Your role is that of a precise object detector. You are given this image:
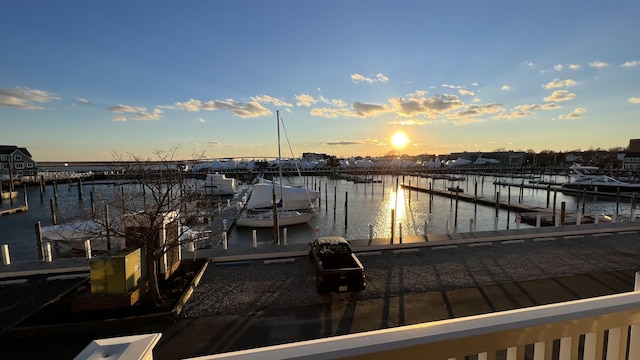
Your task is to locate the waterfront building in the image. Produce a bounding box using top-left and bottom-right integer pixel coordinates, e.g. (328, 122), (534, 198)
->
(0, 145), (38, 183)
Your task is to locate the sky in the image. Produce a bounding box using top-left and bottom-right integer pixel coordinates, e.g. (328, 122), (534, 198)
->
(1, 1), (640, 162)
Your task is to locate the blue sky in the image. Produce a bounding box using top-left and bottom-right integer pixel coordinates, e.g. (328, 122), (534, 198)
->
(2, 1), (639, 162)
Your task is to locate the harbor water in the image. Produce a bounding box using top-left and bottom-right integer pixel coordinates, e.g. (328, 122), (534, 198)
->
(0, 172), (637, 262)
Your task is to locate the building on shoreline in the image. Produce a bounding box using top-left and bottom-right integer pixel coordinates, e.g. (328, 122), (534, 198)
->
(0, 145), (38, 185)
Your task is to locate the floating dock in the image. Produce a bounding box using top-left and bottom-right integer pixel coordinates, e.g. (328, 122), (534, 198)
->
(401, 184), (596, 226)
(0, 205), (28, 216)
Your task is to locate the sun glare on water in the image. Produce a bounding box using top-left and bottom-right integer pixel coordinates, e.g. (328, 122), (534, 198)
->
(391, 131), (410, 149)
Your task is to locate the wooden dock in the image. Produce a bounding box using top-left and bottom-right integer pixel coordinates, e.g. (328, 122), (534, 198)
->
(401, 184), (596, 226)
(0, 205), (28, 216)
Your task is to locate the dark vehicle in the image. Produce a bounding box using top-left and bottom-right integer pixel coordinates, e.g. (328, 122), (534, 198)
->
(309, 236), (366, 294)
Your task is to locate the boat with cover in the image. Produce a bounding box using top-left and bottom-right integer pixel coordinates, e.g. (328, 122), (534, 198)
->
(561, 165), (640, 193)
(246, 179), (319, 211)
(187, 172), (236, 196)
(236, 210), (314, 228)
(237, 111), (314, 228)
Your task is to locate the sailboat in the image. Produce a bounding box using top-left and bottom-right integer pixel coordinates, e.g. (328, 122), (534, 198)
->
(236, 111), (314, 228)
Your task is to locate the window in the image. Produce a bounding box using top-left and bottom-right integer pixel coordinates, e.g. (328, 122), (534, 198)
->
(26, 163), (33, 168)
(13, 155), (22, 161)
(0, 155), (6, 161)
(14, 162), (24, 169)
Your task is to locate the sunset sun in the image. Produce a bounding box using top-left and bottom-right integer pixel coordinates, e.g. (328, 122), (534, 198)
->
(391, 131), (410, 149)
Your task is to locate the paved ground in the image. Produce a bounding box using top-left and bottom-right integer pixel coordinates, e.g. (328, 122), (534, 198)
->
(1, 222), (640, 359)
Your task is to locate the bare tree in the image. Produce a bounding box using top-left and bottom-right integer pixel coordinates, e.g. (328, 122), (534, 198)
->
(50, 146), (207, 307)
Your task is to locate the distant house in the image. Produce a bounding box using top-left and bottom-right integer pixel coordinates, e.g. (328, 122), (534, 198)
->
(0, 145), (38, 182)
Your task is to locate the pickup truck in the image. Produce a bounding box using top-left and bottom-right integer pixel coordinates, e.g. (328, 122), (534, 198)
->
(309, 237), (366, 294)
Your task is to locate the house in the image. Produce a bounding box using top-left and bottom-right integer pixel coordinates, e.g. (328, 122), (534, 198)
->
(0, 145), (38, 182)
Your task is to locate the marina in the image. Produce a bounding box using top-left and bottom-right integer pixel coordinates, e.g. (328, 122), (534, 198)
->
(1, 164), (639, 263)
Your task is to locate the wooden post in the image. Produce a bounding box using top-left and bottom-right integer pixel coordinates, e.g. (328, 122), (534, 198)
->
(35, 221), (45, 261)
(344, 191), (348, 234)
(53, 180), (58, 206)
(78, 178), (83, 200)
(49, 198), (57, 225)
(390, 209), (395, 244)
(560, 201), (566, 226)
(105, 204), (111, 251)
(39, 175), (44, 202)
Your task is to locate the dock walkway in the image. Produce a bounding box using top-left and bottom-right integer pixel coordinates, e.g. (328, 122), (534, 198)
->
(4, 221), (639, 279)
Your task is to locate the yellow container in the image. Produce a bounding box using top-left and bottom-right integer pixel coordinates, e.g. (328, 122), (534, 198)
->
(90, 247), (147, 296)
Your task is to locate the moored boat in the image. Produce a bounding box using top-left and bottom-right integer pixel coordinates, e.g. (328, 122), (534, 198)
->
(236, 210), (313, 228)
(561, 165), (640, 193)
(187, 172), (236, 196)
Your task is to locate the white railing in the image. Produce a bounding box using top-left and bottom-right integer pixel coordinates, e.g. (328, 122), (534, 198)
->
(195, 292), (640, 360)
(76, 274), (640, 360)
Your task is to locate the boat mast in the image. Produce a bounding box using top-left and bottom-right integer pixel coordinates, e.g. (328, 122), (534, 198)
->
(273, 111), (282, 243)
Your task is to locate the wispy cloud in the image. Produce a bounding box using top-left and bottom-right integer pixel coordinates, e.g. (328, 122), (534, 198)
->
(622, 60), (640, 68)
(558, 107), (586, 120)
(295, 94), (317, 107)
(174, 98), (271, 118)
(351, 73), (389, 84)
(497, 103), (560, 120)
(0, 87), (60, 110)
(628, 97), (640, 104)
(543, 79), (577, 89)
(588, 61), (609, 69)
(501, 85), (511, 91)
(108, 104), (162, 121)
(543, 90), (576, 102)
(458, 89), (475, 96)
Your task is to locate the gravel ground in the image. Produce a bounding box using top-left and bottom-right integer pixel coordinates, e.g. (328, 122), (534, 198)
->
(181, 233), (640, 317)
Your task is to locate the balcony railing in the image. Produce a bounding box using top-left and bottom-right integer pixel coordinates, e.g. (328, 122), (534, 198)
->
(76, 274), (640, 360)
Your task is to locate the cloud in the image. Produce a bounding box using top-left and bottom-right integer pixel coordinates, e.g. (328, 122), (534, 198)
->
(568, 64), (581, 70)
(353, 102), (389, 117)
(501, 85), (511, 91)
(388, 119), (432, 126)
(295, 94), (317, 107)
(458, 89), (475, 96)
(554, 64), (564, 71)
(174, 98), (271, 118)
(450, 103), (504, 119)
(543, 79), (577, 89)
(522, 61), (534, 67)
(543, 90), (575, 102)
(252, 95), (292, 107)
(442, 84), (463, 89)
(628, 97), (640, 104)
(0, 87), (60, 109)
(319, 95), (347, 107)
(324, 140), (365, 146)
(198, 118), (206, 123)
(207, 141), (221, 146)
(351, 73), (389, 84)
(558, 107), (586, 120)
(75, 98), (90, 105)
(389, 93), (464, 118)
(109, 104), (163, 121)
(588, 61), (609, 69)
(622, 60), (640, 68)
(497, 103), (560, 120)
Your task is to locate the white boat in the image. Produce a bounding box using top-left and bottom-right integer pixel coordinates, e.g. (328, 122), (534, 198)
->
(41, 220), (125, 257)
(561, 165), (640, 193)
(237, 110), (314, 228)
(236, 210), (314, 228)
(246, 179), (319, 211)
(187, 172), (236, 196)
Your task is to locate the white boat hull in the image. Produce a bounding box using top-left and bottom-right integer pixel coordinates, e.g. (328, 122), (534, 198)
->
(236, 211), (314, 228)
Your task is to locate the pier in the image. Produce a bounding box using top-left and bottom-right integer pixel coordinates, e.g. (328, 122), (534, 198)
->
(401, 184), (598, 226)
(0, 205), (29, 217)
